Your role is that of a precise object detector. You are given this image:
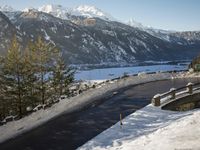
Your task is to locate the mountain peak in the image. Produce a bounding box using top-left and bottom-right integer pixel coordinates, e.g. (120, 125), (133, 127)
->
(38, 4), (69, 13)
(127, 18), (146, 29)
(23, 7), (38, 13)
(75, 5), (105, 17)
(0, 5), (15, 12)
(37, 4), (115, 21)
(38, 4), (70, 20)
(73, 5), (115, 21)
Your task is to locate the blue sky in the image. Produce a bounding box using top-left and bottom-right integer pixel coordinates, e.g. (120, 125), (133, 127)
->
(1, 0), (200, 31)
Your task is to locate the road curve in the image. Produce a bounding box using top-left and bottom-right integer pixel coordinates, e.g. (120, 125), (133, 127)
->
(0, 78), (199, 150)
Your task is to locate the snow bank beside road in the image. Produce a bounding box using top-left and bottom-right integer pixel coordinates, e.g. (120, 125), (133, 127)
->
(78, 105), (200, 150)
(0, 73), (172, 144)
(123, 110), (200, 150)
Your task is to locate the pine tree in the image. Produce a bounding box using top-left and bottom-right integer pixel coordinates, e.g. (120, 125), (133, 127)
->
(31, 36), (57, 104)
(22, 43), (38, 109)
(0, 72), (6, 121)
(51, 53), (74, 97)
(1, 36), (26, 118)
(0, 36), (75, 120)
(0, 56), (13, 120)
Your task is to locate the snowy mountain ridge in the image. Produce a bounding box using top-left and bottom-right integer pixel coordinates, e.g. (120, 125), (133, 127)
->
(0, 5), (15, 12)
(0, 4), (200, 65)
(73, 5), (115, 21)
(38, 4), (115, 21)
(127, 18), (176, 42)
(38, 4), (70, 20)
(127, 18), (145, 29)
(1, 4), (115, 21)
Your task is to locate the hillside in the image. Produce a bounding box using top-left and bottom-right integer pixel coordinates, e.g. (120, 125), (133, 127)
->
(0, 5), (200, 65)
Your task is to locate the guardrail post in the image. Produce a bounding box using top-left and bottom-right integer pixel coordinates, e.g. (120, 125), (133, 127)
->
(170, 88), (176, 99)
(120, 113), (123, 126)
(152, 94), (160, 106)
(187, 82), (193, 94)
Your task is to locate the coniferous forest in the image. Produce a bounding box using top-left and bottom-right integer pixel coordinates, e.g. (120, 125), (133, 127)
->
(0, 36), (74, 121)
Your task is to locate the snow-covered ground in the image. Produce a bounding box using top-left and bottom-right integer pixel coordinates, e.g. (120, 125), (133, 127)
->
(78, 105), (200, 150)
(75, 64), (186, 81)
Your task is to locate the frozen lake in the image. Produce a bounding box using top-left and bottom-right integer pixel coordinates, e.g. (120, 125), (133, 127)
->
(75, 64), (187, 81)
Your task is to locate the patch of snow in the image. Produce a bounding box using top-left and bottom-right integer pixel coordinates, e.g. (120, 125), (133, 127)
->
(4, 24), (8, 29)
(64, 35), (70, 39)
(16, 25), (20, 30)
(73, 5), (116, 21)
(78, 105), (200, 150)
(82, 38), (88, 45)
(129, 46), (136, 53)
(37, 4), (116, 21)
(38, 4), (70, 20)
(41, 29), (50, 40)
(127, 18), (145, 29)
(126, 110), (200, 150)
(177, 41), (183, 45)
(22, 7), (38, 13)
(102, 30), (116, 37)
(50, 26), (57, 33)
(118, 46), (127, 55)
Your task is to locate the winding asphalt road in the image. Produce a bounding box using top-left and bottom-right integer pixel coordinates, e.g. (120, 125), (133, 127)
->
(0, 78), (199, 150)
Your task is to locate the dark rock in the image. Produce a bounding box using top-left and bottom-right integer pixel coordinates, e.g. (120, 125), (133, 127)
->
(5, 116), (14, 122)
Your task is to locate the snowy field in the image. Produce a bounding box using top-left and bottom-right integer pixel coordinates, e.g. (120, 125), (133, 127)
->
(75, 64), (187, 81)
(78, 105), (200, 150)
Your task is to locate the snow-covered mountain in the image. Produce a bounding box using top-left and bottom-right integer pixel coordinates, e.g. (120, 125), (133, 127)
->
(126, 18), (200, 45)
(38, 4), (115, 21)
(1, 4), (115, 22)
(0, 5), (20, 21)
(0, 4), (200, 65)
(126, 18), (176, 42)
(38, 4), (70, 20)
(127, 18), (145, 29)
(72, 5), (115, 21)
(0, 5), (15, 12)
(0, 11), (22, 54)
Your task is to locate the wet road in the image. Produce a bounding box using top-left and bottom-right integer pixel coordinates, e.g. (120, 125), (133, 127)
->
(0, 78), (199, 150)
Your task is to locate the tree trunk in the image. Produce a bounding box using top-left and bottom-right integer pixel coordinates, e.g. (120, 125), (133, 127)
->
(17, 74), (22, 118)
(41, 72), (45, 104)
